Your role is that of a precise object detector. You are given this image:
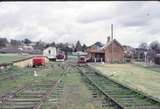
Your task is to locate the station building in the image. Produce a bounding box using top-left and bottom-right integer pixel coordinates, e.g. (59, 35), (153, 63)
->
(87, 37), (124, 63)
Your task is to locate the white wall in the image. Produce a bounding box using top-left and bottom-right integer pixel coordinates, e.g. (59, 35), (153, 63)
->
(43, 47), (57, 59)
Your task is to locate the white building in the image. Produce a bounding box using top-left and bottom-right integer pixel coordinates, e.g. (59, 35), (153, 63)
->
(43, 46), (57, 60)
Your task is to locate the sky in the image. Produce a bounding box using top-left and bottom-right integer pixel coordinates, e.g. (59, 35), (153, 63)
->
(0, 1), (160, 47)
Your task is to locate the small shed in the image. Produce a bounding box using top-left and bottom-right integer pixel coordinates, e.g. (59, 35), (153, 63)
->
(43, 46), (57, 61)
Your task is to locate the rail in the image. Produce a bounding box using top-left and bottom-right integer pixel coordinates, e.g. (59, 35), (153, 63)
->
(76, 64), (160, 109)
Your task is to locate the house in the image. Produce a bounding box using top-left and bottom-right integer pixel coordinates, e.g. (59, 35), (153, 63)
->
(43, 46), (57, 61)
(87, 37), (124, 63)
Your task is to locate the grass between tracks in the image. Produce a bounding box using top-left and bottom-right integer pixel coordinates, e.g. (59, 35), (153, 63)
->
(91, 63), (160, 101)
(0, 62), (63, 96)
(57, 67), (114, 109)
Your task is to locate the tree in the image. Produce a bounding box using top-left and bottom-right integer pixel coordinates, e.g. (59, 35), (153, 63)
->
(139, 42), (148, 50)
(149, 41), (160, 53)
(34, 41), (46, 50)
(75, 40), (82, 52)
(50, 41), (56, 47)
(10, 39), (22, 47)
(23, 38), (32, 45)
(82, 44), (87, 52)
(147, 49), (156, 63)
(0, 38), (8, 48)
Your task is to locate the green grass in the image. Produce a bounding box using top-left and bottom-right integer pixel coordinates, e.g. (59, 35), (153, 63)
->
(53, 66), (113, 109)
(0, 62), (64, 96)
(91, 63), (160, 101)
(0, 53), (31, 64)
(0, 62), (115, 109)
(0, 66), (34, 94)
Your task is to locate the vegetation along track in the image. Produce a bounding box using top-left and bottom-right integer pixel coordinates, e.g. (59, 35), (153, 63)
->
(0, 75), (64, 109)
(75, 64), (160, 109)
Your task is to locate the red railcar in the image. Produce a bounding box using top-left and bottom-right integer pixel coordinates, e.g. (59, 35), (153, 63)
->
(56, 53), (65, 62)
(32, 56), (46, 67)
(77, 56), (87, 64)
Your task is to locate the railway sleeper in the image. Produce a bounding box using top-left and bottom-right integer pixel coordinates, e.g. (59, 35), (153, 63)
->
(2, 101), (38, 105)
(0, 105), (34, 109)
(116, 99), (152, 105)
(104, 90), (133, 95)
(21, 91), (47, 95)
(5, 98), (41, 102)
(15, 95), (43, 98)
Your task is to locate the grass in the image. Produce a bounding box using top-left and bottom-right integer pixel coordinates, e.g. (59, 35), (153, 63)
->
(0, 62), (116, 109)
(0, 53), (31, 64)
(0, 66), (34, 95)
(0, 62), (63, 96)
(91, 63), (160, 101)
(55, 66), (113, 109)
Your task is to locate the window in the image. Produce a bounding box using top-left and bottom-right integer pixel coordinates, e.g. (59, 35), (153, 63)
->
(48, 50), (51, 54)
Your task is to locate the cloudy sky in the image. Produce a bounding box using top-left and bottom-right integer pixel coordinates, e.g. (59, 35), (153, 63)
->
(0, 1), (160, 47)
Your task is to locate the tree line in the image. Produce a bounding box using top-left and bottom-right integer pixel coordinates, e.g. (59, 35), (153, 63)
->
(138, 41), (160, 62)
(0, 38), (87, 52)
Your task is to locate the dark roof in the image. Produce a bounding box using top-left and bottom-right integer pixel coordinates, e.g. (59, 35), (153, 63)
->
(94, 42), (104, 47)
(88, 42), (104, 48)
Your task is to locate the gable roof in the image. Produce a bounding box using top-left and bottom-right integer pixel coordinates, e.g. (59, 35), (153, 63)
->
(102, 39), (123, 50)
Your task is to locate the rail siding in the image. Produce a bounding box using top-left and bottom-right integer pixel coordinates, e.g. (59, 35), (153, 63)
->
(88, 64), (160, 104)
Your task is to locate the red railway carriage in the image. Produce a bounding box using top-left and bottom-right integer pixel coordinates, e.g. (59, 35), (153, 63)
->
(77, 56), (87, 64)
(56, 53), (65, 62)
(32, 56), (46, 67)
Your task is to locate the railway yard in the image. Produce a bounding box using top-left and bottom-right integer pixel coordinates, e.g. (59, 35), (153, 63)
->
(0, 58), (160, 109)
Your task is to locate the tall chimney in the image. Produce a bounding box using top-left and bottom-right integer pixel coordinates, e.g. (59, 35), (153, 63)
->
(111, 24), (113, 41)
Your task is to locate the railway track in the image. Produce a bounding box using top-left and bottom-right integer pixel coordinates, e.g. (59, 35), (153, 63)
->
(76, 64), (160, 109)
(0, 76), (64, 109)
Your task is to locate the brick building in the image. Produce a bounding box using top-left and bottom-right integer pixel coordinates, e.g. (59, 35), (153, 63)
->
(87, 37), (124, 63)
